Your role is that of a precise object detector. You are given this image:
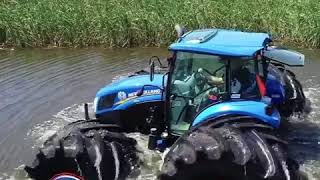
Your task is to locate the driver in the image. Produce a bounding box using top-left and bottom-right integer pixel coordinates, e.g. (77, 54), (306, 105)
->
(231, 60), (257, 96)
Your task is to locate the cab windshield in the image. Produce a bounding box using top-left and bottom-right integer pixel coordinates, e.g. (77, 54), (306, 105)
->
(169, 52), (227, 134)
(169, 52), (260, 134)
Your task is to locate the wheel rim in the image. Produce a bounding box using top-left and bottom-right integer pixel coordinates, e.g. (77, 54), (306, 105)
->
(50, 173), (84, 180)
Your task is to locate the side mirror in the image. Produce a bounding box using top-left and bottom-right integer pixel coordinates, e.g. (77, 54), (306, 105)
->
(150, 60), (155, 81)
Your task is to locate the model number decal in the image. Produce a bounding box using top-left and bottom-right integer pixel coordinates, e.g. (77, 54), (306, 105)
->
(115, 89), (161, 105)
(128, 89), (161, 97)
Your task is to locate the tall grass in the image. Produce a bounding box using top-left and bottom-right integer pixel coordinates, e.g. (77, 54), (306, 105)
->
(0, 0), (319, 47)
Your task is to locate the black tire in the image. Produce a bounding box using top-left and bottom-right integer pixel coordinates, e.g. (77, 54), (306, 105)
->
(159, 120), (307, 180)
(282, 69), (311, 115)
(270, 64), (310, 117)
(25, 120), (139, 180)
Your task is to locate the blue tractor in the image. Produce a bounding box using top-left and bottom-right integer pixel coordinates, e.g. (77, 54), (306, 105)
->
(25, 28), (310, 180)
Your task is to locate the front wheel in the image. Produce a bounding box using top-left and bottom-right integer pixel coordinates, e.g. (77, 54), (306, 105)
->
(159, 120), (307, 180)
(25, 120), (139, 180)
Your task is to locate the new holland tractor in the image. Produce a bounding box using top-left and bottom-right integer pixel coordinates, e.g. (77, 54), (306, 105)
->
(25, 28), (310, 180)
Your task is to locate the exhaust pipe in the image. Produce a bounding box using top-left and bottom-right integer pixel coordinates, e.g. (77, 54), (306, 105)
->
(84, 103), (90, 120)
(175, 24), (186, 38)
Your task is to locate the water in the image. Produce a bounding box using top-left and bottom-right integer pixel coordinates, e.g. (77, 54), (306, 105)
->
(0, 48), (319, 179)
(285, 49), (320, 180)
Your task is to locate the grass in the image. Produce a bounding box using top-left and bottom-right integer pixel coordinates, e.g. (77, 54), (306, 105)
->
(0, 0), (319, 48)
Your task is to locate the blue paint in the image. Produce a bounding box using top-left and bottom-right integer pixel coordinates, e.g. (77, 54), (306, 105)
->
(95, 74), (165, 115)
(169, 29), (270, 57)
(96, 74), (164, 97)
(192, 100), (281, 128)
(96, 95), (163, 115)
(266, 74), (286, 104)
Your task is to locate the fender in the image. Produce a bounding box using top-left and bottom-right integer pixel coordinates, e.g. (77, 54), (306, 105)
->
(266, 74), (286, 104)
(192, 100), (281, 128)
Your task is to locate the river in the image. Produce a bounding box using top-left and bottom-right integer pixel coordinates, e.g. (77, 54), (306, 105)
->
(0, 48), (319, 179)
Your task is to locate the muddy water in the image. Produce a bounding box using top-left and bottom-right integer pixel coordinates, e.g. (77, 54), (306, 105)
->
(286, 49), (320, 179)
(0, 48), (319, 179)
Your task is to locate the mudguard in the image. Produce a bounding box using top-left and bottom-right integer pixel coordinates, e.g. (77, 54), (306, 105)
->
(263, 47), (305, 66)
(192, 100), (281, 128)
(266, 74), (286, 104)
(94, 74), (165, 116)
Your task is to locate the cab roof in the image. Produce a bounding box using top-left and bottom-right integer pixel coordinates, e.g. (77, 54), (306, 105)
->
(169, 29), (271, 57)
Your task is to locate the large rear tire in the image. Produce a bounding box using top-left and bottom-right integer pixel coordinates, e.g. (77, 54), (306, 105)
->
(271, 64), (311, 117)
(159, 120), (307, 180)
(25, 120), (139, 180)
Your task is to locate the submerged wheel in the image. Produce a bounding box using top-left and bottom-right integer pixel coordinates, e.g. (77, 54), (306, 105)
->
(159, 118), (307, 180)
(270, 64), (311, 117)
(25, 120), (139, 180)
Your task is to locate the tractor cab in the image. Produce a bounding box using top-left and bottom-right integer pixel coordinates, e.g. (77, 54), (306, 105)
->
(163, 29), (269, 135)
(168, 52), (263, 134)
(160, 28), (304, 136)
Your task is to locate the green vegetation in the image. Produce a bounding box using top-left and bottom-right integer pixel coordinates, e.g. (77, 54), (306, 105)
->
(0, 0), (319, 47)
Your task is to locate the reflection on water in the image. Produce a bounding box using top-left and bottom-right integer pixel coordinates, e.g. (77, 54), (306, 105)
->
(0, 48), (319, 179)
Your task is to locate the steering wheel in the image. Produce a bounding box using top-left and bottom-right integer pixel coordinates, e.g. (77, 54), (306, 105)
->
(194, 70), (207, 86)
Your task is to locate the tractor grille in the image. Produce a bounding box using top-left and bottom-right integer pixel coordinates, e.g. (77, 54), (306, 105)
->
(98, 93), (116, 110)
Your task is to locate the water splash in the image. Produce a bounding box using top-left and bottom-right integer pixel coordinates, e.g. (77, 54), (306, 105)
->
(0, 165), (30, 180)
(127, 133), (163, 180)
(287, 81), (320, 179)
(27, 103), (94, 147)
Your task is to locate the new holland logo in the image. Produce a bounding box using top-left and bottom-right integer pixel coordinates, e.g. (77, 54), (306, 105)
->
(117, 91), (127, 100)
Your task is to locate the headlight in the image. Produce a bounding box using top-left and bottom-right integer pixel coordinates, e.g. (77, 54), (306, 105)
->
(97, 94), (116, 111)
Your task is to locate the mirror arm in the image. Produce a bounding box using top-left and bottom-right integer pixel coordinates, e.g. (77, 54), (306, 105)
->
(149, 56), (169, 69)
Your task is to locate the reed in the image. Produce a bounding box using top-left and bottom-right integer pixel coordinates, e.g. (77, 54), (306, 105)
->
(0, 0), (319, 47)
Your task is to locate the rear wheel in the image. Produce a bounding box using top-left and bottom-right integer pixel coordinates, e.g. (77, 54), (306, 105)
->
(25, 120), (139, 180)
(271, 64), (311, 116)
(159, 119), (307, 180)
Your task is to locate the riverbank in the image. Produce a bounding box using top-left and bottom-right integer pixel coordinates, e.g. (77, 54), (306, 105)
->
(1, 0), (319, 48)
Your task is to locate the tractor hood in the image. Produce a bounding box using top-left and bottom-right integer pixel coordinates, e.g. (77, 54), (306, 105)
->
(95, 74), (166, 115)
(96, 74), (165, 97)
